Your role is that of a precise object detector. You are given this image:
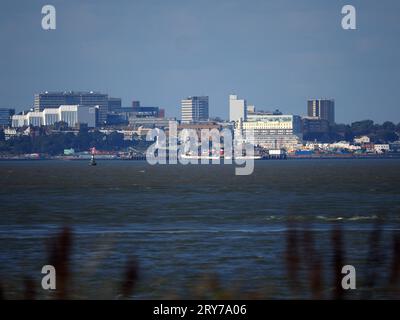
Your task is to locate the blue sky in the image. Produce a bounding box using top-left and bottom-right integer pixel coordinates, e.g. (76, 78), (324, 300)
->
(0, 0), (399, 123)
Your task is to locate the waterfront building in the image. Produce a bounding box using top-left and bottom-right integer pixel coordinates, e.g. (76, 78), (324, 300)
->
(229, 94), (247, 122)
(12, 105), (96, 128)
(329, 141), (361, 151)
(34, 91), (108, 125)
(374, 144), (390, 153)
(0, 108), (15, 127)
(3, 127), (20, 140)
(240, 114), (303, 150)
(354, 135), (371, 144)
(181, 96), (209, 123)
(307, 99), (335, 124)
(389, 140), (400, 152)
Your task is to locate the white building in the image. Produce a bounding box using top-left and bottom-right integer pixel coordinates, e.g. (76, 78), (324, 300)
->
(59, 105), (96, 127)
(27, 112), (43, 127)
(354, 135), (370, 144)
(11, 114), (28, 127)
(229, 94), (247, 122)
(374, 144), (390, 153)
(239, 114), (303, 150)
(3, 128), (20, 140)
(43, 108), (59, 126)
(11, 105), (96, 128)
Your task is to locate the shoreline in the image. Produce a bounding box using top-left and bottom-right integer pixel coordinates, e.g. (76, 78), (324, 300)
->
(1, 154), (400, 161)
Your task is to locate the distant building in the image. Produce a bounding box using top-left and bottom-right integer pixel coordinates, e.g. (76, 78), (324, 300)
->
(12, 105), (96, 128)
(177, 122), (222, 138)
(0, 108), (15, 127)
(307, 99), (335, 124)
(240, 114), (303, 150)
(11, 114), (28, 127)
(181, 96), (209, 123)
(389, 140), (400, 152)
(108, 104), (164, 126)
(34, 91), (109, 125)
(59, 105), (96, 128)
(229, 94), (247, 122)
(132, 106), (162, 118)
(246, 105), (255, 113)
(128, 117), (172, 129)
(34, 92), (68, 110)
(27, 111), (43, 127)
(43, 108), (60, 126)
(132, 100), (141, 108)
(374, 144), (390, 153)
(108, 97), (122, 112)
(329, 141), (361, 151)
(247, 109), (283, 120)
(354, 135), (371, 144)
(3, 127), (20, 140)
(246, 106), (283, 118)
(302, 117), (330, 137)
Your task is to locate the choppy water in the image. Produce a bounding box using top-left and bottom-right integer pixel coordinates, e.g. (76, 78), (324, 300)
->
(0, 159), (399, 299)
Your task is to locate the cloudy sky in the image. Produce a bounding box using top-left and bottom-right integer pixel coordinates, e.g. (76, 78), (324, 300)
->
(1, 0), (399, 123)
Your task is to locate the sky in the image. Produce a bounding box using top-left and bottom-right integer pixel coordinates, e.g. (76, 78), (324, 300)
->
(0, 0), (399, 124)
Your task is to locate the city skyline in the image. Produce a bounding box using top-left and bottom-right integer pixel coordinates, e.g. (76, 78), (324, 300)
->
(8, 89), (400, 127)
(1, 0), (400, 123)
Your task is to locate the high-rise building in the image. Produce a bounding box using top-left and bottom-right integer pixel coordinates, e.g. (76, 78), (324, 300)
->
(34, 92), (68, 110)
(34, 91), (109, 125)
(229, 94), (247, 122)
(181, 96), (209, 123)
(0, 108), (15, 127)
(307, 99), (335, 124)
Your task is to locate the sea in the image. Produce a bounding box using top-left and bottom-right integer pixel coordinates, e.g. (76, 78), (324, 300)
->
(0, 159), (399, 299)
